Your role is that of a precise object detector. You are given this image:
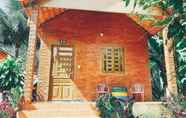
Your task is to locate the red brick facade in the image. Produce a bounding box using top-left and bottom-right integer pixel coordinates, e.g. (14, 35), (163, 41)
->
(38, 10), (152, 101)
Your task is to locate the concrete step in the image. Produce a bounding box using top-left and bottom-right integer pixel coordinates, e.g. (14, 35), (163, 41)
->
(32, 102), (96, 110)
(17, 102), (100, 118)
(18, 111), (99, 118)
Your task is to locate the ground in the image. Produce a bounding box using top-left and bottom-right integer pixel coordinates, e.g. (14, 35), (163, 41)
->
(17, 102), (173, 118)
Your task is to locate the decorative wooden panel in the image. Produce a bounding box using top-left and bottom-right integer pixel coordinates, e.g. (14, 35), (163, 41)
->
(62, 84), (73, 99)
(51, 45), (74, 100)
(52, 46), (73, 79)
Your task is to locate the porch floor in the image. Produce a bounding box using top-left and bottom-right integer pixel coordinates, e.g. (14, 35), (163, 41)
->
(17, 101), (100, 118)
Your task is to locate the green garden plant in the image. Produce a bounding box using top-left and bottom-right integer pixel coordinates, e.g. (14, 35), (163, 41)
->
(148, 35), (186, 99)
(123, 0), (186, 99)
(0, 56), (24, 114)
(0, 56), (24, 92)
(96, 93), (134, 118)
(0, 0), (29, 57)
(175, 38), (186, 96)
(162, 94), (186, 118)
(9, 87), (22, 111)
(148, 35), (166, 100)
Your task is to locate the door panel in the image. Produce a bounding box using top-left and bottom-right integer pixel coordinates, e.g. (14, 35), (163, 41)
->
(52, 86), (62, 100)
(51, 45), (75, 100)
(62, 84), (73, 100)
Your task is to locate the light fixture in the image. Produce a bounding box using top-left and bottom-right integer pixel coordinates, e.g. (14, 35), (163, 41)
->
(78, 65), (81, 69)
(100, 33), (104, 37)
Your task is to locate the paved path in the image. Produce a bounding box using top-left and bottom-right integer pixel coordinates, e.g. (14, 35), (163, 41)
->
(17, 102), (100, 118)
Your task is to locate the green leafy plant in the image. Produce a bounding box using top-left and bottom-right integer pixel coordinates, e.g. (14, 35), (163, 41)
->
(9, 87), (22, 111)
(175, 38), (186, 96)
(162, 95), (186, 118)
(0, 56), (24, 92)
(148, 34), (186, 99)
(0, 0), (29, 57)
(96, 93), (134, 118)
(148, 35), (167, 100)
(96, 93), (113, 118)
(0, 111), (8, 118)
(122, 0), (186, 98)
(122, 0), (186, 40)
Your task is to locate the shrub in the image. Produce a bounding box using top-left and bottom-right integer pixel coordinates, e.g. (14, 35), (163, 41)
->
(9, 87), (22, 111)
(0, 101), (15, 118)
(0, 57), (24, 112)
(163, 95), (186, 118)
(0, 56), (24, 92)
(96, 93), (134, 118)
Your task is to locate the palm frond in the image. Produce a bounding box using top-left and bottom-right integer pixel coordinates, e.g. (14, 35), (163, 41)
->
(5, 0), (22, 14)
(148, 35), (166, 100)
(0, 0), (29, 57)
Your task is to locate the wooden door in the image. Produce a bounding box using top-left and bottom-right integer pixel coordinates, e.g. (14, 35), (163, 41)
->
(51, 45), (74, 100)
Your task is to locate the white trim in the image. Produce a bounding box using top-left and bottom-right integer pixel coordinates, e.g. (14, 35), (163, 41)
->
(40, 0), (160, 15)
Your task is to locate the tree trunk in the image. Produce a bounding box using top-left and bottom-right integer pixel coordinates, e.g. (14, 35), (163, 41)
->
(23, 9), (38, 104)
(15, 41), (20, 58)
(162, 27), (178, 97)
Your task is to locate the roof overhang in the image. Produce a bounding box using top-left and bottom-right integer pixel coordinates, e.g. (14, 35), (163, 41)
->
(21, 0), (165, 35)
(21, 0), (163, 16)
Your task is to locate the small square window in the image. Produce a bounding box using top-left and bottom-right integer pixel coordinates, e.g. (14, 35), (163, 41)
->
(102, 47), (123, 73)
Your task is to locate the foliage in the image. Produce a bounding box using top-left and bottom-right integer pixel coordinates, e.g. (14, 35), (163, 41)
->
(0, 0), (29, 57)
(0, 101), (15, 118)
(148, 35), (167, 100)
(96, 94), (113, 118)
(9, 87), (22, 111)
(0, 57), (24, 112)
(148, 34), (186, 99)
(162, 95), (186, 118)
(0, 111), (8, 118)
(178, 97), (186, 110)
(96, 93), (134, 118)
(0, 56), (24, 92)
(175, 38), (186, 95)
(123, 0), (186, 39)
(123, 0), (186, 98)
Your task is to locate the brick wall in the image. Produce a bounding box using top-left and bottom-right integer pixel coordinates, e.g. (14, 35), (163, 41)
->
(39, 10), (152, 101)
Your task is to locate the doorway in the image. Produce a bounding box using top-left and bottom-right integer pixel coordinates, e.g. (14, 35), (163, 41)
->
(50, 45), (74, 100)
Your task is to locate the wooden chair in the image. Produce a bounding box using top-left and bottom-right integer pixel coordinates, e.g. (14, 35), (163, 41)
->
(131, 83), (144, 101)
(96, 83), (109, 97)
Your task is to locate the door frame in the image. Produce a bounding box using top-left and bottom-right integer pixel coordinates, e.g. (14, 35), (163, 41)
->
(48, 44), (75, 100)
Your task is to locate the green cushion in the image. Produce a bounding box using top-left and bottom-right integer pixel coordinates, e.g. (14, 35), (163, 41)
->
(111, 87), (128, 92)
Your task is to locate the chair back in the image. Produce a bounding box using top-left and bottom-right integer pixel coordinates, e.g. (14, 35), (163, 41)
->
(96, 83), (109, 94)
(131, 83), (144, 101)
(112, 86), (128, 100)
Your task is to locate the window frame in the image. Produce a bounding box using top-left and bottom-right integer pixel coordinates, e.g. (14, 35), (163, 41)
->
(101, 47), (124, 74)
